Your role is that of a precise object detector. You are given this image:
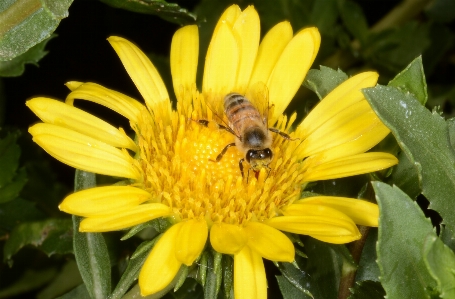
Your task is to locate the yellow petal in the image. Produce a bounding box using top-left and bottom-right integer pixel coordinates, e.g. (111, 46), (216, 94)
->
(295, 196), (379, 227)
(268, 27), (320, 121)
(79, 203), (172, 232)
(234, 246), (267, 299)
(107, 36), (171, 115)
(59, 186), (152, 217)
(245, 222), (294, 262)
(232, 6), (260, 94)
(65, 82), (144, 123)
(139, 223), (183, 296)
(302, 122), (390, 163)
(202, 22), (239, 96)
(298, 100), (375, 156)
(302, 152), (398, 182)
(298, 72), (378, 138)
(267, 207), (361, 244)
(249, 22), (293, 89)
(210, 222), (247, 254)
(27, 97), (137, 151)
(65, 81), (83, 91)
(171, 25), (198, 100)
(175, 219), (208, 265)
(213, 4), (241, 32)
(29, 123), (141, 180)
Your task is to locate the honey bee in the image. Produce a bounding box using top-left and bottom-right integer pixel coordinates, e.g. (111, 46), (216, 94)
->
(196, 92), (296, 179)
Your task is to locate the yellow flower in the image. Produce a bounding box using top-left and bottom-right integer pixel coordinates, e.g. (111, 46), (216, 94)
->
(26, 5), (397, 299)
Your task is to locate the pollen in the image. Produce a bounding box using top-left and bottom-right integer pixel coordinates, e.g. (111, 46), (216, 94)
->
(134, 89), (304, 226)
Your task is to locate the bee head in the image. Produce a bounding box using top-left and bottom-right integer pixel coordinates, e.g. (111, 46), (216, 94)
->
(246, 148), (273, 170)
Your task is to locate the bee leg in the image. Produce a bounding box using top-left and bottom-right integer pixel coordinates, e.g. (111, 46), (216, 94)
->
(192, 119), (236, 136)
(268, 128), (300, 141)
(210, 142), (236, 162)
(265, 166), (271, 181)
(239, 158), (245, 178)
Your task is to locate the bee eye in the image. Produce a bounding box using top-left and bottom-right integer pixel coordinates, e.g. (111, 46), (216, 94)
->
(246, 150), (255, 162)
(265, 148), (273, 159)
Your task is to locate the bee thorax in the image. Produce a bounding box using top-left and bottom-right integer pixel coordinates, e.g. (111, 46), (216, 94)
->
(242, 127), (270, 148)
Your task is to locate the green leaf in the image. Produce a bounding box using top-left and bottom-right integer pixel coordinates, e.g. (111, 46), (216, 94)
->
(338, 0), (369, 43)
(347, 280), (385, 299)
(364, 85), (455, 232)
(163, 279), (203, 299)
(309, 0), (338, 34)
(307, 175), (369, 199)
(0, 0), (73, 61)
(55, 284), (91, 299)
(121, 221), (155, 240)
(363, 22), (431, 73)
(356, 229), (380, 282)
(131, 240), (155, 260)
(387, 151), (421, 199)
(37, 260), (83, 299)
(426, 0), (455, 23)
(73, 170), (111, 299)
(0, 268), (57, 299)
(222, 255), (233, 299)
(0, 131), (28, 203)
(203, 250), (220, 299)
(109, 242), (150, 299)
(99, 0), (195, 25)
(0, 131), (20, 189)
(448, 118), (455, 149)
(303, 66), (348, 100)
(423, 23), (455, 75)
(278, 238), (344, 299)
(0, 197), (45, 232)
(373, 182), (438, 299)
(276, 275), (312, 299)
(440, 226), (455, 252)
(0, 35), (54, 77)
(388, 56), (428, 105)
(276, 261), (314, 299)
(0, 166), (27, 204)
(249, 0), (313, 33)
(174, 265), (189, 292)
(3, 218), (73, 265)
(424, 234), (455, 298)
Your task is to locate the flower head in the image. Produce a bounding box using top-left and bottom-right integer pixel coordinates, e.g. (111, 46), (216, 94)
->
(27, 5), (397, 298)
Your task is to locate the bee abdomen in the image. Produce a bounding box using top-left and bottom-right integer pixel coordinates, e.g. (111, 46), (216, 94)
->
(224, 93), (262, 128)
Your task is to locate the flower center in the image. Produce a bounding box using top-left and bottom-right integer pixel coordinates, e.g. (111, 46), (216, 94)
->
(134, 88), (305, 226)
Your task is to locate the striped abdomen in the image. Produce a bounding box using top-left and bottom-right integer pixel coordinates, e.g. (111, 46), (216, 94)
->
(224, 93), (263, 135)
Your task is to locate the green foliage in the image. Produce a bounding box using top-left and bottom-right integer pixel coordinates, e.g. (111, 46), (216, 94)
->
(109, 241), (150, 299)
(373, 182), (439, 299)
(339, 0), (369, 43)
(3, 218), (73, 265)
(355, 229), (380, 282)
(0, 131), (24, 203)
(303, 66), (348, 100)
(0, 0), (73, 61)
(424, 235), (455, 298)
(364, 76), (455, 233)
(2, 1), (455, 299)
(347, 280), (385, 299)
(388, 56), (428, 105)
(0, 35), (54, 77)
(72, 170), (111, 299)
(99, 0), (196, 25)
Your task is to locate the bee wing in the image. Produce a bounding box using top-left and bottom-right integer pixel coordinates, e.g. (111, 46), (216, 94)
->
(202, 92), (236, 135)
(245, 82), (273, 128)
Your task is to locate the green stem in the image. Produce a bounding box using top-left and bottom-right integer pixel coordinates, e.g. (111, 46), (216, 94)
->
(337, 226), (370, 299)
